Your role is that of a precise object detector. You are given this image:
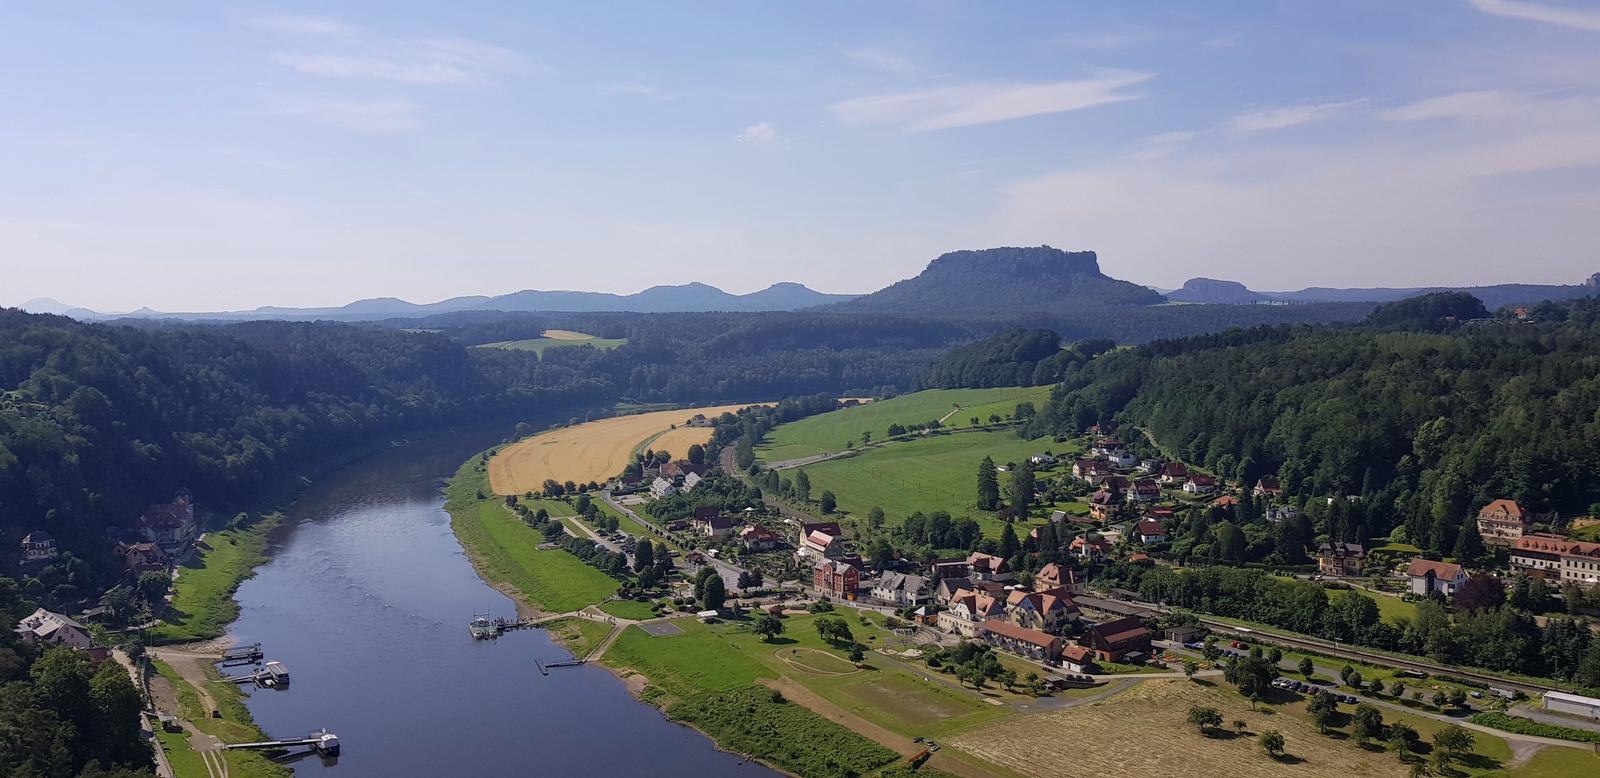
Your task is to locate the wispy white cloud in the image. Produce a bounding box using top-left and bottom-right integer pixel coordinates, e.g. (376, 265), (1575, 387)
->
(248, 14), (356, 36)
(736, 122), (778, 145)
(1469, 0), (1600, 32)
(1056, 24), (1167, 49)
(1384, 90), (1532, 121)
(599, 82), (678, 102)
(846, 48), (921, 77)
(830, 71), (1152, 133)
(1228, 99), (1365, 132)
(270, 53), (480, 85)
(270, 95), (422, 132)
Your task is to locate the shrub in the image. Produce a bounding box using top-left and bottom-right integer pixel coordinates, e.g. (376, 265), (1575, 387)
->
(1468, 712), (1600, 743)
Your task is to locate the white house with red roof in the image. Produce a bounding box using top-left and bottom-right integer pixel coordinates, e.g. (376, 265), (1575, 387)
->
(1132, 519), (1167, 544)
(1405, 558), (1467, 597)
(1476, 499), (1530, 546)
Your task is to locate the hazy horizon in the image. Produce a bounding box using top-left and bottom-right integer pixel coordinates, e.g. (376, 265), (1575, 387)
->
(5, 1), (1600, 311)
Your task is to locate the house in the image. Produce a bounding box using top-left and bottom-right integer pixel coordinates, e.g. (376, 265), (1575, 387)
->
(1132, 519), (1167, 544)
(1264, 505), (1300, 523)
(1476, 499), (1530, 546)
(870, 572), (930, 607)
(1212, 495), (1239, 510)
(800, 529), (843, 560)
(738, 525), (783, 551)
(1405, 558), (1467, 597)
(1030, 453), (1058, 467)
(116, 541), (166, 573)
(686, 413), (715, 428)
(938, 589), (1006, 637)
(1097, 474), (1131, 493)
(1148, 506), (1176, 520)
(1058, 644), (1097, 674)
(1164, 624), (1206, 644)
(1158, 462), (1189, 485)
(1083, 616), (1152, 662)
(966, 551), (1015, 582)
(1137, 459), (1162, 474)
(930, 557), (972, 580)
(1033, 562), (1083, 594)
(1049, 509), (1098, 527)
(813, 560), (860, 598)
(1088, 490), (1120, 522)
(1126, 479), (1161, 504)
(1127, 552), (1151, 564)
(613, 473), (645, 493)
(1106, 449), (1136, 468)
(20, 531), (57, 565)
(692, 512), (738, 539)
(1183, 475), (1218, 495)
(1073, 459), (1112, 483)
(141, 490), (197, 553)
(1254, 477), (1284, 499)
(1090, 437), (1124, 457)
(1006, 589), (1079, 631)
(1069, 534), (1111, 562)
(14, 608), (92, 650)
(659, 460), (709, 479)
(1511, 534), (1600, 588)
(649, 477), (677, 499)
(682, 471), (703, 491)
(980, 619), (1064, 662)
(935, 576), (1006, 603)
(1316, 542), (1366, 577)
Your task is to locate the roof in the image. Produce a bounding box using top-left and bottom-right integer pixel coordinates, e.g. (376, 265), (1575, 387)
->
(801, 521), (843, 536)
(980, 619), (1060, 649)
(1134, 519), (1165, 535)
(1514, 535), (1600, 558)
(1187, 474), (1217, 485)
(1212, 495), (1239, 507)
(1405, 558), (1464, 580)
(875, 572), (928, 593)
(739, 526), (781, 541)
(1256, 476), (1282, 491)
(967, 551), (1011, 574)
(1161, 462), (1189, 476)
(1087, 616), (1150, 645)
(21, 530), (54, 543)
(816, 559), (857, 575)
(806, 530), (836, 547)
(1318, 542), (1365, 557)
(1479, 499), (1527, 520)
(1059, 645), (1094, 663)
(1131, 480), (1160, 493)
(1544, 691), (1600, 707)
(693, 506), (721, 520)
(16, 608), (87, 637)
(1070, 535), (1111, 550)
(1128, 553), (1151, 562)
(697, 514), (737, 529)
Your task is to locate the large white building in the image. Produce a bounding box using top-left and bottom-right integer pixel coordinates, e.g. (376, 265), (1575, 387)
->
(1543, 691), (1600, 720)
(14, 608), (92, 650)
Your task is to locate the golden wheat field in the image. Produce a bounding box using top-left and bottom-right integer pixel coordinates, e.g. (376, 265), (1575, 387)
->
(488, 404), (760, 494)
(951, 681), (1404, 778)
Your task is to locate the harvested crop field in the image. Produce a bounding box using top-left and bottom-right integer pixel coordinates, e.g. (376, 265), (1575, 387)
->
(951, 680), (1405, 778)
(488, 403), (761, 494)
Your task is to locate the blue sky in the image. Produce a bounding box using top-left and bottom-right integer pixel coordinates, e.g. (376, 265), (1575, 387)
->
(3, 1), (1599, 311)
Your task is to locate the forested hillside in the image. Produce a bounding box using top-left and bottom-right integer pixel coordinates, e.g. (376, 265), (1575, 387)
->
(918, 329), (1113, 389)
(1029, 295), (1600, 554)
(0, 310), (600, 586)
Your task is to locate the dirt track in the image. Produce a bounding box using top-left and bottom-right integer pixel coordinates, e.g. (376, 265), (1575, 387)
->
(488, 404), (760, 494)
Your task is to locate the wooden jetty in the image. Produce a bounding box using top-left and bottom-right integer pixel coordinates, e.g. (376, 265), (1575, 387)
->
(220, 643), (263, 665)
(534, 658), (587, 676)
(223, 661), (290, 688)
(226, 729), (339, 757)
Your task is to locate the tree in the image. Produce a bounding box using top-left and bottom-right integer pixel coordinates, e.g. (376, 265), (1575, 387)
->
(1307, 690), (1339, 733)
(1187, 706), (1224, 735)
(819, 491), (837, 514)
(999, 522), (1020, 559)
(1182, 659), (1200, 681)
(1225, 655), (1277, 699)
(1268, 647), (1283, 664)
(1433, 724), (1474, 759)
(1233, 719), (1248, 735)
(999, 669), (1018, 691)
(1431, 689), (1448, 708)
(1448, 687), (1468, 708)
(861, 431), (872, 445)
(702, 574), (726, 611)
(868, 506), (886, 529)
(1352, 703), (1385, 743)
(687, 443), (706, 465)
(574, 493), (592, 514)
(737, 570), (762, 591)
(848, 643), (866, 663)
(634, 539), (655, 573)
(794, 470), (811, 502)
(1258, 729), (1286, 758)
(1387, 722), (1419, 755)
(815, 615), (853, 645)
(977, 456), (1001, 511)
(1369, 678), (1385, 696)
(136, 571), (169, 605)
(753, 613), (785, 641)
(1298, 656), (1315, 677)
(1010, 461), (1036, 515)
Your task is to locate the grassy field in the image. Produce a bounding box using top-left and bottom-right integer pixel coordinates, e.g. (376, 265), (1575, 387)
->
(488, 402), (761, 493)
(474, 329), (627, 356)
(1498, 747), (1600, 776)
(1330, 588), (1418, 625)
(543, 617), (614, 658)
(756, 386), (1056, 462)
(149, 514), (280, 644)
(797, 429), (1069, 532)
(446, 458), (619, 613)
(151, 659), (291, 778)
(599, 599), (659, 620)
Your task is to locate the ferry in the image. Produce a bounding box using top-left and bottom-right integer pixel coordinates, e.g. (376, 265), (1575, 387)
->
(469, 615), (498, 640)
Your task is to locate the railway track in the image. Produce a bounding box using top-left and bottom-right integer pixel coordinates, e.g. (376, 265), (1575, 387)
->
(1074, 594), (1557, 696)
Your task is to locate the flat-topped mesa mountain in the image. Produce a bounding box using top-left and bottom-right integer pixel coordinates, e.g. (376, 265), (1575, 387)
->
(1164, 274), (1599, 309)
(1165, 278), (1269, 305)
(828, 245), (1165, 314)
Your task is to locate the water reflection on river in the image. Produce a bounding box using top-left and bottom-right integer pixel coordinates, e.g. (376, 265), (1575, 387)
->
(225, 428), (773, 776)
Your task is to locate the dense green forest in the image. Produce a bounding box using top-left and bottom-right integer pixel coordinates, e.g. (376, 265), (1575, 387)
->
(0, 579), (151, 777)
(1028, 295), (1600, 554)
(917, 329), (1113, 389)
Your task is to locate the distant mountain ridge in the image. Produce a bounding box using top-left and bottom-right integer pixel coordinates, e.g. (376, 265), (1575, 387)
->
(1167, 276), (1599, 309)
(20, 281), (859, 320)
(828, 245), (1165, 314)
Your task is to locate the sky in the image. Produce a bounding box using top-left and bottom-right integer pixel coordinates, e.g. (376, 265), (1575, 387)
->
(3, 1), (1600, 311)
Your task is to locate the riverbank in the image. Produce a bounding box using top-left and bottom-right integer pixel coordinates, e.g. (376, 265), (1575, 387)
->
(444, 452), (619, 619)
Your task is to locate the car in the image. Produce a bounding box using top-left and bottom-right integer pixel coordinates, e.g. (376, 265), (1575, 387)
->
(1343, 695), (1357, 704)
(1231, 640), (1246, 649)
(912, 737), (925, 743)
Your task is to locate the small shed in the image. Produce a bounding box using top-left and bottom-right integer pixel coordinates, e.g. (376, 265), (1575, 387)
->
(1164, 625), (1205, 643)
(697, 610), (720, 623)
(1543, 691), (1600, 720)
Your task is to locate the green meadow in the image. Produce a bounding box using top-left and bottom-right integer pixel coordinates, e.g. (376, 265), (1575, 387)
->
(474, 330), (627, 356)
(756, 386), (1055, 462)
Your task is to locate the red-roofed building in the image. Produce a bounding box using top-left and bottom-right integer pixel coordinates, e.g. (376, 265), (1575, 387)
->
(1477, 499), (1530, 546)
(1126, 479), (1161, 504)
(1088, 490), (1120, 522)
(1183, 474), (1218, 495)
(1133, 519), (1167, 544)
(1069, 534), (1111, 562)
(1254, 477), (1284, 499)
(1033, 562), (1082, 594)
(1073, 459), (1113, 483)
(739, 525), (783, 551)
(1159, 462), (1189, 485)
(1405, 558), (1466, 597)
(1005, 589), (1079, 631)
(939, 589), (1006, 637)
(813, 560), (859, 598)
(1212, 494), (1239, 509)
(116, 542), (166, 574)
(1510, 534), (1600, 588)
(1058, 644), (1097, 673)
(966, 551), (1014, 582)
(140, 490), (196, 553)
(1083, 616), (1151, 662)
(980, 619), (1063, 662)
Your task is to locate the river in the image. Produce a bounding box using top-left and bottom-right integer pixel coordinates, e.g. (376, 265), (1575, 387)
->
(223, 427), (775, 777)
